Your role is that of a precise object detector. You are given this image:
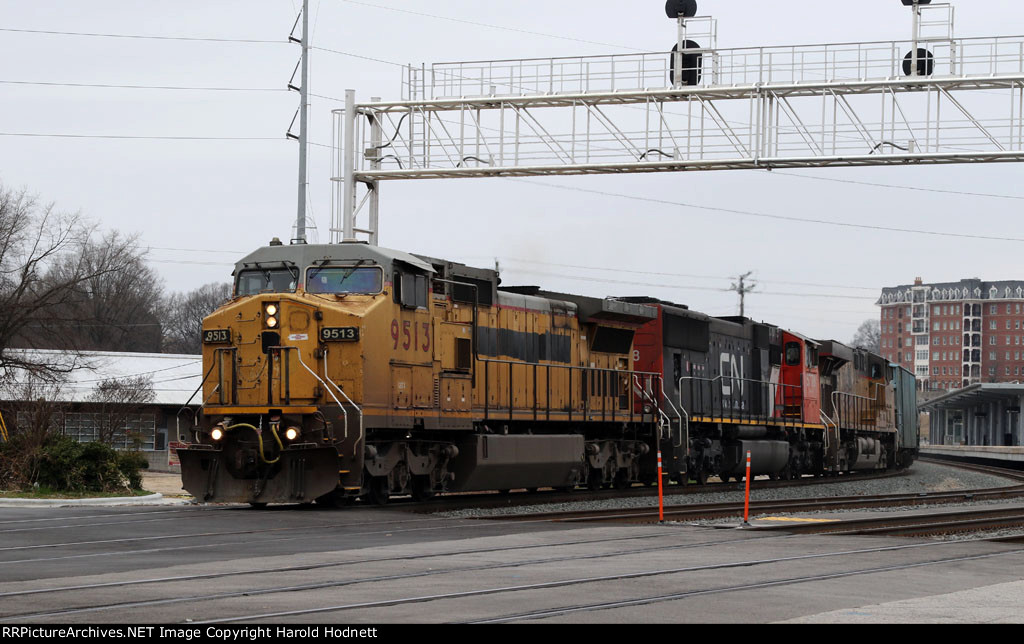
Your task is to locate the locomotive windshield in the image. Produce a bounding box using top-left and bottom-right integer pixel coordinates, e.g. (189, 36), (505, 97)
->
(306, 266), (383, 295)
(236, 268), (298, 295)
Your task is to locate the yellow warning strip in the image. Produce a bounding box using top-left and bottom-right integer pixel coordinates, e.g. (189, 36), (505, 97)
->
(757, 517), (836, 523)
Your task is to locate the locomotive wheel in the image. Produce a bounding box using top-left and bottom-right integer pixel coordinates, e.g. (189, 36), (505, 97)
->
(586, 469), (603, 491)
(369, 477), (390, 506)
(526, 488), (539, 494)
(248, 502), (268, 510)
(695, 469), (709, 486)
(411, 476), (435, 502)
(720, 473), (731, 483)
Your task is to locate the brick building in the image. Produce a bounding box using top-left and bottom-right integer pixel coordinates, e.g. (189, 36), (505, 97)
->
(878, 278), (1024, 392)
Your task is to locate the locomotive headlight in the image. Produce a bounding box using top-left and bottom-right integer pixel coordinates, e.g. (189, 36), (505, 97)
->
(210, 427), (224, 442)
(285, 427), (300, 441)
(263, 303), (280, 329)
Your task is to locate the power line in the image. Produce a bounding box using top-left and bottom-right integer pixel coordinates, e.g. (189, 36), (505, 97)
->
(0, 132), (284, 141)
(0, 79), (287, 92)
(0, 27), (284, 44)
(495, 257), (878, 292)
(335, 0), (647, 52)
(508, 178), (1024, 244)
(730, 271), (758, 317)
(311, 45), (405, 67)
(770, 170), (1024, 202)
(506, 267), (875, 301)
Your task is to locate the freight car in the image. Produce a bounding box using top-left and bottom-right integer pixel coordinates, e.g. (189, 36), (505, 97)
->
(177, 241), (918, 506)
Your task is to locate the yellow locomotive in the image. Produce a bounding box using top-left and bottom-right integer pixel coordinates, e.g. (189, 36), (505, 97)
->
(178, 240), (662, 506)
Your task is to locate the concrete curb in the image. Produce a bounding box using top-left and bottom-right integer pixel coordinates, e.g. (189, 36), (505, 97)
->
(0, 493), (194, 508)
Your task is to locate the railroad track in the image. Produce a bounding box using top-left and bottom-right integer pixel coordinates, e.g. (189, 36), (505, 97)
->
(408, 467), (909, 514)
(470, 459), (1024, 534)
(2, 459), (1022, 623)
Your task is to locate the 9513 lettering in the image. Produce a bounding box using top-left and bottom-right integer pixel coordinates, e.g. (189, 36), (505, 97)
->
(320, 327), (360, 342)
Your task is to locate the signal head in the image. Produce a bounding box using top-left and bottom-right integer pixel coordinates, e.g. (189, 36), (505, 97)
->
(665, 0), (697, 19)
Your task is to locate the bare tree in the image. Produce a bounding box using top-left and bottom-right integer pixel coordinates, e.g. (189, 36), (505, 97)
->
(161, 283), (233, 354)
(0, 376), (68, 488)
(851, 319), (882, 353)
(49, 232), (164, 353)
(86, 375), (155, 447)
(0, 184), (156, 381)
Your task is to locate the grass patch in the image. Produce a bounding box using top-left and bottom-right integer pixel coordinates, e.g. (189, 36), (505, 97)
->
(0, 486), (153, 499)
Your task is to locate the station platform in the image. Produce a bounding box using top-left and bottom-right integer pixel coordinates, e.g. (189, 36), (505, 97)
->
(922, 445), (1024, 469)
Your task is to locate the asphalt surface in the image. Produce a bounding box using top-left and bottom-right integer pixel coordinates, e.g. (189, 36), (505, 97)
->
(1, 499), (1024, 623)
(2, 466), (1024, 623)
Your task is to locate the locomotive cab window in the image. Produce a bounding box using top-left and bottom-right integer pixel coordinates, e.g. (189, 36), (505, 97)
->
(236, 268), (297, 296)
(393, 271), (429, 309)
(306, 265), (383, 295)
(806, 345), (818, 369)
(785, 342), (801, 366)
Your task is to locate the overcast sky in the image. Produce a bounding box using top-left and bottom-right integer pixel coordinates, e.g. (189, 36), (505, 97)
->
(1, 0), (1022, 343)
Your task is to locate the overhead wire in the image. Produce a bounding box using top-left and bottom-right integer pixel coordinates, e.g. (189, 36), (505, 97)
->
(334, 0), (648, 52)
(0, 79), (288, 92)
(0, 27), (285, 44)
(505, 178), (1024, 244)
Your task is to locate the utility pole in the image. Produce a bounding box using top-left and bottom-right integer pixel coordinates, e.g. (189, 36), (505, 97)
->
(730, 271), (757, 317)
(288, 0), (311, 244)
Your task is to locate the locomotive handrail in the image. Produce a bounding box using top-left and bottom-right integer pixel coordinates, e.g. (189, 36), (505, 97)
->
(677, 375), (804, 426)
(273, 346), (349, 440)
(830, 380), (891, 433)
(480, 356), (660, 424)
(632, 374), (669, 441)
(819, 409), (837, 456)
(661, 380), (687, 450)
(176, 359), (218, 439)
(323, 347), (364, 446)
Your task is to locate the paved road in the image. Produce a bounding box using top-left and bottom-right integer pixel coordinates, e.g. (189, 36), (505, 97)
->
(1, 501), (1023, 623)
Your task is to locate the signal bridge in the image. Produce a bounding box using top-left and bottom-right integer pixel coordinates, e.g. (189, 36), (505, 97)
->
(332, 2), (1024, 244)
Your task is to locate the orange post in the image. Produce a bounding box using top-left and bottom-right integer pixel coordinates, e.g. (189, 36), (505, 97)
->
(742, 450), (752, 526)
(657, 448), (665, 523)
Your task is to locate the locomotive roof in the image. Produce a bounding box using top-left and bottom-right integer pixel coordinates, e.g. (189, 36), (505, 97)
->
(506, 288), (657, 324)
(234, 241), (436, 275)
